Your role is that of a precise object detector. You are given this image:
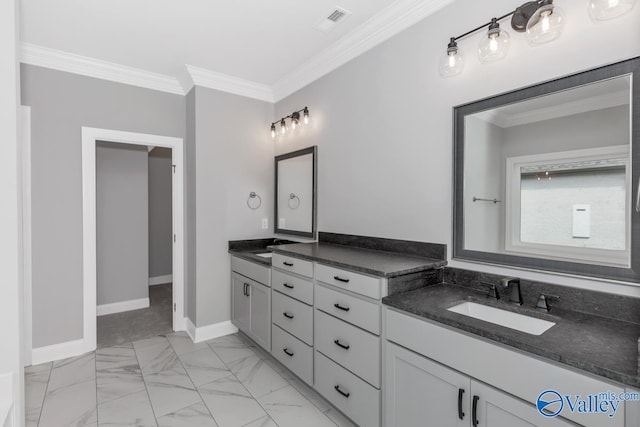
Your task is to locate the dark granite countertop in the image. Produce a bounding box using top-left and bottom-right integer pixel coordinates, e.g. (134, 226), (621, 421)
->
(228, 238), (299, 267)
(382, 284), (640, 388)
(229, 249), (272, 266)
(271, 242), (447, 278)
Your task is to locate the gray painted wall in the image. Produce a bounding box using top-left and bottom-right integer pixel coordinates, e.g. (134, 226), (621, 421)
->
(192, 86), (274, 327)
(149, 147), (173, 278)
(274, 0), (640, 294)
(96, 141), (149, 305)
(21, 64), (185, 347)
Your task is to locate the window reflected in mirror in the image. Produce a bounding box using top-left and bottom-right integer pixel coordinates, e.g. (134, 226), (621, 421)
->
(461, 72), (632, 270)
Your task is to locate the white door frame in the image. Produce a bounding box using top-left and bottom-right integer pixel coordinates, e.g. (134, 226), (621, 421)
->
(82, 127), (185, 353)
(21, 106), (32, 366)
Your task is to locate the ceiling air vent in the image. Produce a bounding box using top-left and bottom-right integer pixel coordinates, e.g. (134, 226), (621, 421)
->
(314, 7), (352, 33)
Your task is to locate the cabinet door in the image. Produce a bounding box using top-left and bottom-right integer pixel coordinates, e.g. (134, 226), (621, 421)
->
(471, 381), (577, 427)
(386, 342), (468, 427)
(249, 282), (271, 351)
(232, 273), (250, 333)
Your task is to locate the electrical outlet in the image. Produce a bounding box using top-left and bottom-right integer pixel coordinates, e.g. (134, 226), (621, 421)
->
(279, 218), (285, 228)
(262, 218), (268, 229)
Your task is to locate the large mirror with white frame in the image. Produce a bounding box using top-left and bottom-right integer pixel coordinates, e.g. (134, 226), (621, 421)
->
(275, 146), (317, 239)
(453, 57), (640, 282)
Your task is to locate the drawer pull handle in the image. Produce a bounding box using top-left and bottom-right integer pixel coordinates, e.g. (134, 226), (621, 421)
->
(334, 303), (350, 312)
(333, 275), (350, 283)
(334, 339), (350, 350)
(243, 283), (250, 297)
(472, 395), (479, 427)
(283, 283), (294, 289)
(458, 388), (465, 420)
(283, 312), (294, 319)
(283, 261), (294, 267)
(283, 348), (294, 357)
(334, 385), (350, 398)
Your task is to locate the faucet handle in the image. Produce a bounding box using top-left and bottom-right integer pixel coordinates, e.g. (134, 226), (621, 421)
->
(480, 282), (500, 300)
(536, 293), (560, 312)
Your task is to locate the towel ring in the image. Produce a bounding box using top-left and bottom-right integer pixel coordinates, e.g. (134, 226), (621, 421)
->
(247, 192), (262, 210)
(288, 193), (300, 209)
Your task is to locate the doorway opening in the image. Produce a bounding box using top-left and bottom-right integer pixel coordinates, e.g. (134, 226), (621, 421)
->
(82, 128), (184, 353)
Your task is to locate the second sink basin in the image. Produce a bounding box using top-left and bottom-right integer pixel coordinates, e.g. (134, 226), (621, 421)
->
(447, 301), (555, 335)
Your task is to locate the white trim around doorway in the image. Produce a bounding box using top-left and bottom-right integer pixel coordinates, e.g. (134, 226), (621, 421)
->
(81, 127), (185, 356)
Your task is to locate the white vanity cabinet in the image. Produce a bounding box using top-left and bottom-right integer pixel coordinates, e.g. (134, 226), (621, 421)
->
(385, 308), (627, 427)
(314, 264), (384, 427)
(270, 254), (315, 386)
(386, 342), (576, 427)
(230, 256), (271, 351)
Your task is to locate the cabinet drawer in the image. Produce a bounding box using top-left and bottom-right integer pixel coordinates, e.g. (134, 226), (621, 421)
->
(315, 263), (381, 300)
(272, 269), (313, 305)
(272, 253), (313, 278)
(315, 310), (380, 387)
(271, 325), (313, 386)
(316, 283), (380, 335)
(231, 256), (271, 286)
(315, 351), (380, 427)
(272, 291), (313, 345)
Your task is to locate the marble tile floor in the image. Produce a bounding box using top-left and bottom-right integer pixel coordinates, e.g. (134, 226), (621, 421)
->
(25, 332), (357, 427)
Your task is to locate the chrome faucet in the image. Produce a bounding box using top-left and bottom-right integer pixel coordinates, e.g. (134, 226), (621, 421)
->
(500, 277), (522, 305)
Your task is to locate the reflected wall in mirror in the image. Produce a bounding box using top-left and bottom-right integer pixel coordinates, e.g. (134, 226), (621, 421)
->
(454, 57), (640, 282)
(275, 146), (317, 238)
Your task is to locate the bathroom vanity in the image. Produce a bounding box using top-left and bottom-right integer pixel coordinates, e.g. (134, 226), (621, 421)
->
(229, 233), (447, 426)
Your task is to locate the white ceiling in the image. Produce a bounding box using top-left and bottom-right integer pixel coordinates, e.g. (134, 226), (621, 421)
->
(20, 0), (401, 86)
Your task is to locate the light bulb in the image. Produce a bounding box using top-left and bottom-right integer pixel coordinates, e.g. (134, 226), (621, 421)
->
(478, 18), (510, 63)
(270, 124), (276, 139)
(439, 38), (465, 77)
(589, 0), (637, 20)
(291, 111), (300, 130)
(303, 107), (309, 124)
(525, 1), (565, 45)
(280, 119), (287, 135)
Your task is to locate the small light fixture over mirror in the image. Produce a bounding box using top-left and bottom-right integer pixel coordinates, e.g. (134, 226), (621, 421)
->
(271, 107), (310, 139)
(438, 0), (636, 77)
(439, 38), (465, 77)
(478, 18), (511, 63)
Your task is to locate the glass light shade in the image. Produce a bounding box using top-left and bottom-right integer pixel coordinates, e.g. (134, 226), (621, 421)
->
(303, 109), (309, 124)
(270, 124), (276, 139)
(439, 49), (465, 77)
(280, 119), (287, 134)
(478, 28), (510, 63)
(526, 3), (566, 45)
(589, 0), (637, 20)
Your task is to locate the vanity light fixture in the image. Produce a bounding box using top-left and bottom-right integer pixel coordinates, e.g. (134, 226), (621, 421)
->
(271, 107), (310, 139)
(439, 0), (566, 77)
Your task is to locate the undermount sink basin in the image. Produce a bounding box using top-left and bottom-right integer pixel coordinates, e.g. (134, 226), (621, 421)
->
(447, 302), (555, 336)
(255, 252), (273, 258)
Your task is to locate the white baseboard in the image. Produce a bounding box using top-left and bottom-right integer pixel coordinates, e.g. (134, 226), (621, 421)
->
(31, 338), (93, 365)
(185, 318), (238, 343)
(97, 297), (149, 316)
(149, 274), (172, 286)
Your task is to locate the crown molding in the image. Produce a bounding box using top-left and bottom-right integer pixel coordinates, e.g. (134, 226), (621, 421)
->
(271, 0), (454, 101)
(184, 65), (274, 102)
(20, 0), (451, 103)
(21, 43), (184, 95)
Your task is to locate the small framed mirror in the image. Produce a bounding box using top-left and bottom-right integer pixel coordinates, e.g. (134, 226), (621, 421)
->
(453, 57), (640, 282)
(275, 146), (317, 238)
